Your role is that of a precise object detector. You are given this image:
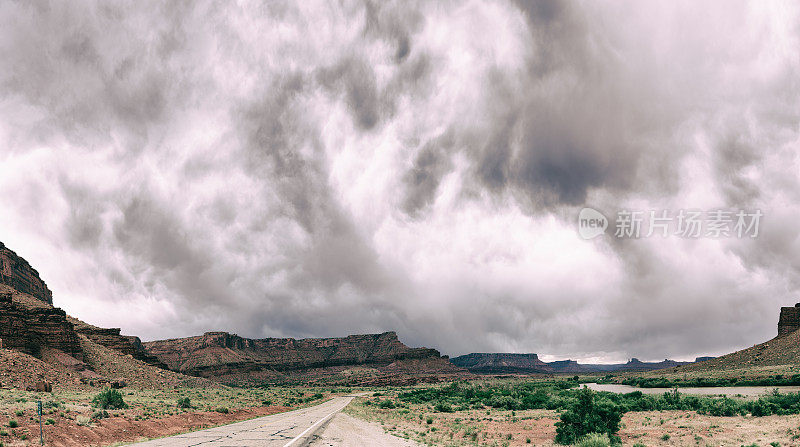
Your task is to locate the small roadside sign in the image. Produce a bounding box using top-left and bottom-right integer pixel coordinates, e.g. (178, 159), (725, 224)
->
(38, 400), (43, 445)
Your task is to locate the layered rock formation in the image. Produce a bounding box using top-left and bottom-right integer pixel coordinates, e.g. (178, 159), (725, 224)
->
(70, 319), (168, 369)
(778, 303), (800, 337)
(0, 242), (52, 304)
(451, 353), (693, 374)
(450, 353), (552, 374)
(144, 331), (464, 384)
(0, 291), (83, 359)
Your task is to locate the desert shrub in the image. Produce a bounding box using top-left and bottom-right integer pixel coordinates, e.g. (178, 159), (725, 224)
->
(576, 433), (611, 447)
(6, 421), (16, 429)
(426, 417), (433, 424)
(176, 397), (192, 409)
(92, 388), (128, 410)
(700, 397), (744, 417)
(554, 388), (621, 445)
(214, 407), (229, 414)
(312, 393), (323, 400)
(661, 434), (671, 441)
(377, 399), (396, 409)
(13, 411), (22, 417)
(45, 419), (54, 425)
(434, 402), (454, 413)
(92, 410), (109, 420)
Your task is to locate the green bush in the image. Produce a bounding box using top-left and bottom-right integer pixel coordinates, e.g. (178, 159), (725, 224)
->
(92, 388), (128, 410)
(177, 397), (192, 409)
(45, 419), (54, 425)
(576, 433), (611, 447)
(13, 411), (22, 417)
(377, 400), (396, 409)
(6, 421), (17, 429)
(214, 407), (229, 414)
(434, 402), (454, 413)
(554, 388), (621, 445)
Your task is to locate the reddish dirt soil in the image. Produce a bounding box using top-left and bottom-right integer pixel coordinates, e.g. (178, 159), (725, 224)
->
(2, 405), (291, 447)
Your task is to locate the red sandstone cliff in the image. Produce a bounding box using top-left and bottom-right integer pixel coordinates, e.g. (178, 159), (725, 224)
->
(69, 317), (169, 369)
(144, 331), (465, 385)
(0, 289), (83, 360)
(0, 242), (52, 305)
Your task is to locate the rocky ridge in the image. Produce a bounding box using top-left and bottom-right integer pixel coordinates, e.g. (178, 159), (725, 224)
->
(450, 353), (694, 375)
(0, 287), (83, 359)
(0, 242), (52, 304)
(69, 317), (168, 369)
(144, 331), (465, 385)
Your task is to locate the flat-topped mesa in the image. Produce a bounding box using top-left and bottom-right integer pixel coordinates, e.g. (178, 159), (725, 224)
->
(450, 353), (553, 374)
(143, 330), (456, 383)
(778, 303), (800, 338)
(0, 242), (52, 305)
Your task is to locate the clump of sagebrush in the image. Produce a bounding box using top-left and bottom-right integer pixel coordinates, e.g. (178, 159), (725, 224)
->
(576, 433), (611, 447)
(554, 388), (621, 445)
(92, 388), (128, 410)
(177, 397), (192, 409)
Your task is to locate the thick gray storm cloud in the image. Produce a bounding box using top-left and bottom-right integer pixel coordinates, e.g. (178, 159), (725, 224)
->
(1, 1), (799, 362)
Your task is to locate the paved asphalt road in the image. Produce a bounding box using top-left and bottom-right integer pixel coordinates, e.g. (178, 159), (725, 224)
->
(129, 396), (356, 447)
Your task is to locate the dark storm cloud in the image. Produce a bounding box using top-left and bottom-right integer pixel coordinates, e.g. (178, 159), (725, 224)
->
(0, 0), (798, 362)
(401, 133), (454, 216)
(458, 0), (666, 209)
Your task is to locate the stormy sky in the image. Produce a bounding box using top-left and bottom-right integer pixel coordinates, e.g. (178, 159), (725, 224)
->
(1, 0), (799, 362)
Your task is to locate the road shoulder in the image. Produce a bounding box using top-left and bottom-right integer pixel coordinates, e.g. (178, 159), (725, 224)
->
(308, 412), (422, 447)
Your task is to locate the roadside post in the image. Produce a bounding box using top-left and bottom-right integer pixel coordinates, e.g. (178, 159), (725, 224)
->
(37, 400), (43, 445)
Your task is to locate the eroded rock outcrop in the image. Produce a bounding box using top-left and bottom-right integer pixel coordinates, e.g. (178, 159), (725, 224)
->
(144, 331), (463, 384)
(0, 242), (52, 305)
(778, 303), (800, 337)
(0, 292), (83, 359)
(70, 319), (168, 369)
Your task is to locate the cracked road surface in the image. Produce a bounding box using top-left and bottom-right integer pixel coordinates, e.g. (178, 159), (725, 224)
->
(129, 396), (355, 446)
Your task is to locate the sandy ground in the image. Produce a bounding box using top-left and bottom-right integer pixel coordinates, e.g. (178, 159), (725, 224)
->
(309, 413), (423, 447)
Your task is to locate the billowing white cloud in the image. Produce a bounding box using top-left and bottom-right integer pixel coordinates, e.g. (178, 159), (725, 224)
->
(1, 0), (799, 362)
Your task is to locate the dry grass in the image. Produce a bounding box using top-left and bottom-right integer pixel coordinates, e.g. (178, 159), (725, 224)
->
(344, 387), (800, 446)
